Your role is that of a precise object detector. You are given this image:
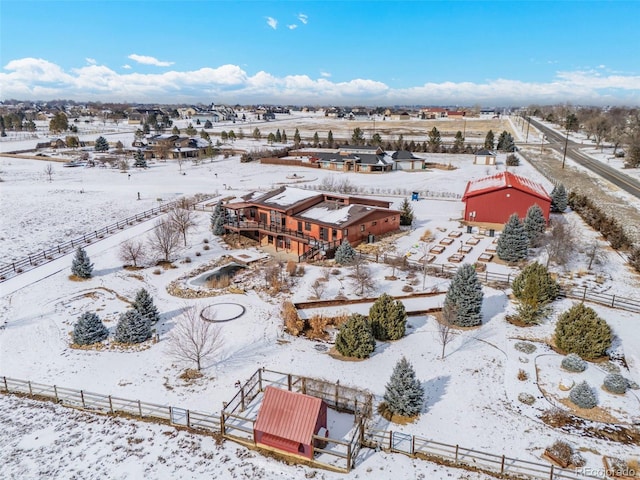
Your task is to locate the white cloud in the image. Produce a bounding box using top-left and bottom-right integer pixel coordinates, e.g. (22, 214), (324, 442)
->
(85, 58), (97, 65)
(122, 64), (132, 70)
(298, 13), (308, 24)
(1, 57), (639, 105)
(127, 54), (174, 67)
(266, 17), (277, 29)
(287, 24), (297, 30)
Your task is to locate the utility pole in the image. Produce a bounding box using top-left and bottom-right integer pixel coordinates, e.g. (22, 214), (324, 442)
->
(562, 129), (569, 169)
(525, 116), (531, 143)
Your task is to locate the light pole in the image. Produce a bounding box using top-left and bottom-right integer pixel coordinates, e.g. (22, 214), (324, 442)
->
(540, 134), (545, 154)
(562, 129), (569, 169)
(525, 115), (531, 143)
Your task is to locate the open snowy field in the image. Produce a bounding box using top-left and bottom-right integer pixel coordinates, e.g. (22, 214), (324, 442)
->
(1, 117), (639, 479)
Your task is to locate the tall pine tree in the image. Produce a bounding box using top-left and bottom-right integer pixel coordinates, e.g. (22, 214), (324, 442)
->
(72, 312), (109, 345)
(511, 262), (559, 324)
(550, 183), (568, 213)
(334, 240), (357, 265)
(496, 213), (529, 262)
(114, 309), (152, 344)
(132, 288), (160, 324)
(443, 263), (483, 327)
(369, 293), (406, 341)
(523, 204), (547, 246)
(399, 198), (414, 226)
(71, 247), (94, 278)
(384, 357), (424, 417)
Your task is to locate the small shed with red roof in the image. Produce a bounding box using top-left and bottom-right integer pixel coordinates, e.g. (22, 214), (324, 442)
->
(253, 386), (328, 460)
(462, 171), (551, 225)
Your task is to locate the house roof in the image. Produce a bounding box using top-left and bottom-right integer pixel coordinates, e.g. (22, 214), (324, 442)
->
(391, 150), (419, 160)
(254, 186), (323, 209)
(254, 387), (324, 444)
(474, 149), (495, 156)
(462, 171), (551, 202)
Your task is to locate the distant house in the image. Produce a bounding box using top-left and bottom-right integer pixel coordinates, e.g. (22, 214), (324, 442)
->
(389, 111), (411, 121)
(223, 186), (401, 260)
(419, 107), (448, 119)
(391, 150), (425, 170)
(474, 149), (496, 165)
(462, 171), (551, 225)
(253, 387), (328, 460)
(310, 146), (393, 173)
(446, 110), (466, 118)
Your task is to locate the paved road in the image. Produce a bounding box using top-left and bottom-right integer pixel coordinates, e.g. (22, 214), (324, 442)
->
(526, 117), (640, 200)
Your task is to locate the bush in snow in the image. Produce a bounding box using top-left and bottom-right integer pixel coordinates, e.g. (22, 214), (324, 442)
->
(443, 263), (483, 327)
(114, 309), (152, 344)
(603, 374), (629, 394)
(555, 303), (612, 360)
(334, 314), (375, 359)
(561, 353), (587, 373)
(569, 381), (597, 409)
(72, 312), (108, 345)
(334, 240), (357, 265)
(518, 392), (535, 405)
(514, 341), (537, 354)
(369, 293), (406, 341)
(383, 357), (424, 418)
(550, 183), (568, 213)
(131, 288), (160, 324)
(71, 247), (94, 278)
(523, 204), (547, 246)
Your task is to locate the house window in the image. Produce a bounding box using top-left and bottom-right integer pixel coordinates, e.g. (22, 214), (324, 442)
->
(297, 221), (303, 232)
(372, 221), (377, 226)
(343, 229), (348, 236)
(360, 224), (365, 232)
(320, 227), (328, 241)
(392, 216), (396, 221)
(267, 235), (273, 244)
(332, 229), (338, 239)
(304, 222), (311, 231)
(259, 212), (267, 224)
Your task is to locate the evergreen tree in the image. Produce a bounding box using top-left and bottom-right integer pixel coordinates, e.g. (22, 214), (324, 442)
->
(371, 133), (383, 146)
(351, 127), (365, 146)
(204, 120), (213, 129)
(484, 130), (495, 150)
(72, 311), (109, 345)
(523, 204), (547, 245)
(384, 357), (424, 417)
(443, 263), (483, 327)
(210, 201), (224, 232)
(496, 213), (529, 262)
(427, 127), (441, 152)
(369, 293), (406, 341)
(399, 198), (414, 226)
(313, 132), (319, 147)
(452, 131), (464, 153)
(327, 130), (334, 148)
(185, 123), (197, 136)
(49, 112), (69, 133)
(293, 128), (301, 146)
(275, 129), (282, 143)
(71, 247), (94, 278)
(213, 214), (225, 236)
(335, 314), (376, 358)
(133, 150), (147, 168)
(172, 126), (180, 135)
(114, 309), (152, 344)
(550, 183), (568, 213)
(511, 262), (559, 324)
(334, 240), (357, 265)
(555, 303), (612, 360)
(94, 136), (109, 152)
(497, 131), (515, 152)
(267, 132), (276, 144)
(281, 129), (287, 143)
(132, 288), (160, 324)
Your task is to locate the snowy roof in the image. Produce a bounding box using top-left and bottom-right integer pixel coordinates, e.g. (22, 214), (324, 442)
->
(296, 201), (384, 227)
(255, 187), (322, 208)
(462, 171), (550, 201)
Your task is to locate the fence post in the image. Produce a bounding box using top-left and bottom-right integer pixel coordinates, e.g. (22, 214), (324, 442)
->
(507, 273), (511, 284)
(241, 387), (245, 411)
(109, 395), (113, 414)
(3, 376), (7, 392)
(220, 413), (226, 436)
(169, 406), (173, 422)
(582, 286), (587, 301)
(611, 295), (615, 308)
(302, 377), (307, 395)
(501, 455), (505, 473)
(411, 435), (415, 456)
(81, 390), (85, 408)
(335, 383), (339, 409)
(186, 410), (190, 428)
(346, 443), (351, 472)
(28, 381), (32, 396)
(455, 444), (459, 463)
(29, 255), (33, 266)
(287, 374), (292, 391)
(138, 400), (142, 417)
(258, 368), (263, 392)
(549, 464), (554, 480)
(54, 385), (58, 403)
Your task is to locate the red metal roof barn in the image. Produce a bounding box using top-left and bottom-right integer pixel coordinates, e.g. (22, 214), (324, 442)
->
(462, 171), (551, 226)
(253, 386), (328, 459)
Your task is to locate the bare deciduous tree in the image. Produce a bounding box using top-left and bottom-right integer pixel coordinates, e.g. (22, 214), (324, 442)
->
(585, 240), (607, 270)
(544, 219), (575, 268)
(168, 205), (196, 246)
(44, 163), (54, 182)
(148, 218), (181, 262)
(118, 239), (147, 268)
(437, 303), (458, 360)
(166, 306), (223, 371)
(350, 256), (376, 296)
(309, 279), (326, 300)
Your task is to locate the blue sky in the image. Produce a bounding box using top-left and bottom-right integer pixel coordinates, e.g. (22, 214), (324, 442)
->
(1, 0), (639, 106)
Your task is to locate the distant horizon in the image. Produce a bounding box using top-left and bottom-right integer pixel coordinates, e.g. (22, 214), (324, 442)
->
(2, 1), (640, 106)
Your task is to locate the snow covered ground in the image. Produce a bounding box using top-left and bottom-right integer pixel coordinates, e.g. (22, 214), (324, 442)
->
(1, 115), (639, 479)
